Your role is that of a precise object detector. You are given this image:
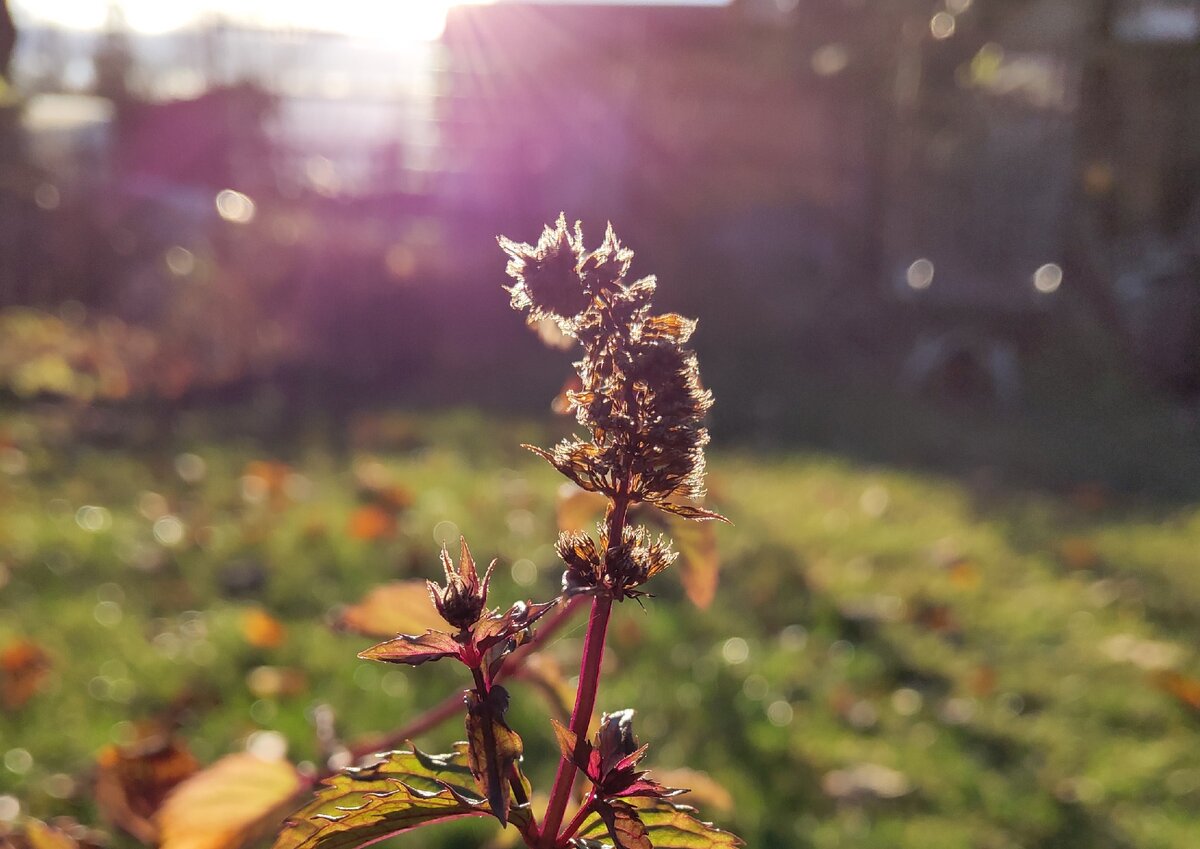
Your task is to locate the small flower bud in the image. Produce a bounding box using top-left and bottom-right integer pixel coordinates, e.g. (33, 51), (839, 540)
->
(427, 537), (495, 631)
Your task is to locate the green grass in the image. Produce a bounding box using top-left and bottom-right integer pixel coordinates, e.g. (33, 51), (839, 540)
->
(2, 406), (1200, 849)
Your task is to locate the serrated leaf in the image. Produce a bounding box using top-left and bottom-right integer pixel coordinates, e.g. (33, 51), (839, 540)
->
(272, 745), (490, 849)
(157, 753), (304, 849)
(596, 801), (651, 849)
(574, 801), (743, 849)
(357, 630), (461, 666)
(649, 769), (733, 814)
(333, 581), (447, 639)
(550, 719), (586, 770)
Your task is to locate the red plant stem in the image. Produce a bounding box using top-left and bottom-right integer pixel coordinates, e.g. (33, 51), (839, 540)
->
(342, 596), (586, 767)
(558, 790), (597, 843)
(343, 691), (464, 764)
(539, 494), (629, 848)
(539, 593), (612, 848)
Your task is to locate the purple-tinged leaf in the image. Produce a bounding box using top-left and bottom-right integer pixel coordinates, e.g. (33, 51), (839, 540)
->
(472, 600), (557, 655)
(595, 801), (652, 849)
(357, 630), (461, 666)
(550, 719), (601, 781)
(550, 719), (580, 765)
(597, 710), (639, 776)
(464, 687), (523, 826)
(271, 745), (490, 849)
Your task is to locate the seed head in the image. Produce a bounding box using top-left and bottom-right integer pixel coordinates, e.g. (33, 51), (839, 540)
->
(427, 537), (495, 631)
(498, 214), (590, 328)
(556, 524), (677, 601)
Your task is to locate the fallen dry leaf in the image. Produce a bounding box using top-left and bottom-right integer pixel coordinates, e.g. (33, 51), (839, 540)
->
(156, 752), (305, 849)
(333, 580), (445, 639)
(242, 609), (287, 649)
(1, 639), (52, 711)
(94, 729), (201, 843)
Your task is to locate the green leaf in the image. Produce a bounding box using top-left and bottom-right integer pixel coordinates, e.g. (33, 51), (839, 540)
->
(272, 745), (492, 849)
(573, 801), (743, 849)
(465, 687), (524, 826)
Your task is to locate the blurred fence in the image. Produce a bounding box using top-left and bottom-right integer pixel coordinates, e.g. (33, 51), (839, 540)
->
(1, 0), (1199, 412)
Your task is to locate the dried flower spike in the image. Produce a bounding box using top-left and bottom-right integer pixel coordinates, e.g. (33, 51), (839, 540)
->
(501, 214), (724, 609)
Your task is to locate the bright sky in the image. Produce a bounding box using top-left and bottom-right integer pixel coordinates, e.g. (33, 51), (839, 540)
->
(12, 0), (480, 41)
(11, 0), (729, 40)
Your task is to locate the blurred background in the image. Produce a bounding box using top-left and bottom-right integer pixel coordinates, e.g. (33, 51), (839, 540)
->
(1, 1), (1200, 848)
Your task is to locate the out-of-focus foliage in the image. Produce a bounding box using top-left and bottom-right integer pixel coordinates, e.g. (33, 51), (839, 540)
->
(2, 409), (1200, 847)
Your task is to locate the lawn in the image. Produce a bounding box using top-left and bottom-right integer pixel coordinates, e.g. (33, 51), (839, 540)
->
(2, 405), (1199, 849)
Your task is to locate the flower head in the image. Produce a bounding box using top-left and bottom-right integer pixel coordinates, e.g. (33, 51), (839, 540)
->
(498, 214), (590, 328)
(427, 537), (494, 631)
(556, 524), (677, 601)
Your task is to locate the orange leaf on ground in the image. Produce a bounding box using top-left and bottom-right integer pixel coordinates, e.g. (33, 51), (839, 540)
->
(243, 609), (288, 649)
(156, 753), (305, 849)
(346, 505), (395, 541)
(1058, 537), (1100, 571)
(94, 729), (201, 843)
(1154, 671), (1200, 711)
(1, 639), (52, 711)
(333, 581), (445, 639)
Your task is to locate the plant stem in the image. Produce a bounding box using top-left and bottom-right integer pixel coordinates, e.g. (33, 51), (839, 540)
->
(539, 494), (629, 848)
(341, 596), (586, 769)
(558, 790), (597, 843)
(538, 593), (612, 848)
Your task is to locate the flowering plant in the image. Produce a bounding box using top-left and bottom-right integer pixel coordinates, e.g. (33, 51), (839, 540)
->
(272, 216), (740, 849)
